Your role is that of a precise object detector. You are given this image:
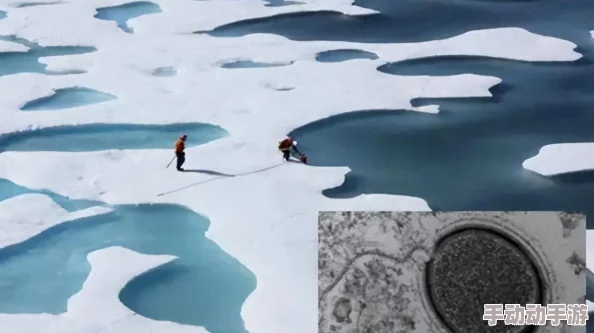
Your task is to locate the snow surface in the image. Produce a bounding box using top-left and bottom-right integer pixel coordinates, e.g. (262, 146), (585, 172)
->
(0, 0), (378, 40)
(0, 0), (586, 333)
(0, 193), (111, 247)
(523, 143), (594, 176)
(0, 28), (579, 134)
(0, 39), (27, 51)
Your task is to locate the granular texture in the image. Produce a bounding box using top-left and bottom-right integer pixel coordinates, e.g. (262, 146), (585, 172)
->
(427, 229), (541, 333)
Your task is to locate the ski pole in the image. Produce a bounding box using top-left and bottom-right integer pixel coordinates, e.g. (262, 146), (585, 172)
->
(166, 155), (176, 168)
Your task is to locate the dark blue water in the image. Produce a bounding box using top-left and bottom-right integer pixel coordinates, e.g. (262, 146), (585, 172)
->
(315, 49), (378, 62)
(207, 0), (594, 324)
(0, 123), (228, 152)
(211, 0), (593, 220)
(94, 1), (162, 33)
(271, 0), (594, 226)
(0, 177), (253, 333)
(20, 87), (117, 111)
(0, 35), (95, 77)
(291, 51), (594, 216)
(205, 0), (592, 46)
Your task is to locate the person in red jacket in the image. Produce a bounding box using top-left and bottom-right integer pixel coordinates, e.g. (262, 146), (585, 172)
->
(278, 136), (306, 163)
(174, 134), (187, 171)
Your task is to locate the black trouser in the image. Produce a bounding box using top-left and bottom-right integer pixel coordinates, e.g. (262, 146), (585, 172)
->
(283, 146), (302, 161)
(176, 152), (185, 170)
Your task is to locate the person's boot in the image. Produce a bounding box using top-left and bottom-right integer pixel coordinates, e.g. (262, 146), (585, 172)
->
(177, 167), (184, 171)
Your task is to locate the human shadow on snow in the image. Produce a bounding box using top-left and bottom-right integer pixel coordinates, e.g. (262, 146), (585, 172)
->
(182, 169), (235, 177)
(158, 163), (285, 196)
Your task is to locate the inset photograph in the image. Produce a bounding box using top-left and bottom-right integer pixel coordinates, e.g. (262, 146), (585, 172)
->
(318, 211), (586, 333)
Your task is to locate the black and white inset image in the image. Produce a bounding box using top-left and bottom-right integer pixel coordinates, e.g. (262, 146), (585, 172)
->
(318, 211), (586, 333)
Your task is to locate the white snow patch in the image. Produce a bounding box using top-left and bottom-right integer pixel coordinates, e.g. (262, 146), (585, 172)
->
(117, 0), (378, 35)
(0, 0), (376, 41)
(0, 147), (432, 210)
(419, 27), (581, 62)
(0, 193), (112, 248)
(411, 104), (439, 113)
(0, 65), (502, 136)
(0, 27), (578, 136)
(522, 142), (594, 176)
(0, 246), (208, 333)
(28, 28), (580, 77)
(0, 39), (28, 52)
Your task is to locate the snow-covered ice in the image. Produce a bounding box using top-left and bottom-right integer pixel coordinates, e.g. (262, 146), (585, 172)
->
(0, 38), (27, 51)
(0, 193), (111, 247)
(0, 0), (588, 333)
(523, 142), (594, 176)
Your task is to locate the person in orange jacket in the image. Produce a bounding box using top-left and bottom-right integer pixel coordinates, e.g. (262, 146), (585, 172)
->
(278, 136), (306, 163)
(174, 134), (187, 171)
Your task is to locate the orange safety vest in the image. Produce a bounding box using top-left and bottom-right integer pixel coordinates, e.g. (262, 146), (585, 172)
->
(174, 139), (185, 153)
(278, 138), (292, 151)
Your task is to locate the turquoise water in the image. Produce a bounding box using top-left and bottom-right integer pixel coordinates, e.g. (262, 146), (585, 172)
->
(315, 49), (379, 62)
(0, 36), (95, 77)
(221, 60), (293, 68)
(20, 87), (117, 111)
(94, 1), (162, 33)
(0, 202), (255, 333)
(0, 120), (248, 333)
(0, 123), (228, 152)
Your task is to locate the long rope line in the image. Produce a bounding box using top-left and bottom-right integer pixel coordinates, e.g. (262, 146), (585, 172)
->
(157, 163), (284, 197)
